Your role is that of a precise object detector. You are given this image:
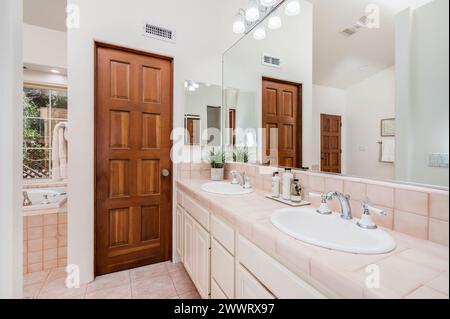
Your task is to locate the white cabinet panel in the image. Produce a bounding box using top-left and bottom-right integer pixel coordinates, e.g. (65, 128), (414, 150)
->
(211, 239), (234, 298)
(236, 264), (275, 299)
(211, 279), (228, 299)
(237, 235), (326, 299)
(211, 214), (235, 255)
(176, 205), (184, 262)
(193, 221), (211, 299)
(184, 195), (210, 231)
(183, 211), (195, 278)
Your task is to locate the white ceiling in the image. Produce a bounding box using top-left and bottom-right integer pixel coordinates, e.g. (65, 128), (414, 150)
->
(24, 0), (67, 32)
(309, 0), (430, 89)
(23, 0), (430, 88)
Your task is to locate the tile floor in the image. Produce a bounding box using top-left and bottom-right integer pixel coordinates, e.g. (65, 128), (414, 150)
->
(23, 261), (201, 299)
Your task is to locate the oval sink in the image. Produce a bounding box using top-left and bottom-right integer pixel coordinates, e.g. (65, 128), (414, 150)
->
(201, 182), (254, 196)
(272, 207), (397, 255)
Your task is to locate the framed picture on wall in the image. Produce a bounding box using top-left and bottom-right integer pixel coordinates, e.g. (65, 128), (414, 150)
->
(381, 118), (396, 137)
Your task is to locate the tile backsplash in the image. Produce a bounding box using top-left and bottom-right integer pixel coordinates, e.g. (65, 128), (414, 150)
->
(178, 162), (449, 247)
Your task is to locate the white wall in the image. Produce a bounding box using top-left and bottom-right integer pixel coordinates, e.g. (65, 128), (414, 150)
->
(0, 0), (23, 299)
(396, 0), (449, 187)
(346, 67), (396, 180)
(23, 24), (67, 69)
(312, 85), (346, 172)
(67, 0), (243, 283)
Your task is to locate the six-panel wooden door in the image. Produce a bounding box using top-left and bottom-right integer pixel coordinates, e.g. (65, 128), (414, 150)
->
(95, 43), (173, 275)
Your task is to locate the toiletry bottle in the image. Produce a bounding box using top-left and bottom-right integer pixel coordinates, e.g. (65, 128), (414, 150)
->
(282, 168), (294, 200)
(271, 172), (281, 198)
(291, 179), (302, 203)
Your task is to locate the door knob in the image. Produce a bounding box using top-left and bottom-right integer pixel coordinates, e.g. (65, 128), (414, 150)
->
(161, 169), (171, 177)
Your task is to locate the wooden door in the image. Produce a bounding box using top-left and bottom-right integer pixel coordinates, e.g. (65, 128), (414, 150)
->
(262, 77), (302, 168)
(320, 114), (342, 173)
(95, 43), (173, 275)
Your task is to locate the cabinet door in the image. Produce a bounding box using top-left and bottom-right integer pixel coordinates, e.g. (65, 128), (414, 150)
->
(183, 211), (195, 278)
(176, 206), (184, 262)
(211, 239), (234, 298)
(211, 279), (228, 299)
(236, 264), (275, 300)
(193, 222), (211, 299)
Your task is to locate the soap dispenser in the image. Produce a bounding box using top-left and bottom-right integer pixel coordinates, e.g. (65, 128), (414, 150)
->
(271, 172), (281, 198)
(282, 168), (294, 200)
(290, 179), (302, 203)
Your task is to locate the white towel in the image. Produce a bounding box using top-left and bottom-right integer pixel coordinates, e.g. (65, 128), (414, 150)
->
(52, 122), (69, 180)
(381, 140), (395, 163)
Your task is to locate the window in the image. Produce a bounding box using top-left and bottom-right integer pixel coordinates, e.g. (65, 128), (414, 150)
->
(23, 84), (68, 179)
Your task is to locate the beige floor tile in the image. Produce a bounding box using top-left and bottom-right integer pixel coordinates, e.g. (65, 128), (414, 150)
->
(179, 291), (201, 299)
(132, 274), (178, 299)
(169, 269), (197, 295)
(130, 263), (168, 282)
(87, 270), (130, 294)
(86, 284), (132, 299)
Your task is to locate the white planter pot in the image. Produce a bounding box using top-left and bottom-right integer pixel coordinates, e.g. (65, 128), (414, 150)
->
(211, 168), (224, 181)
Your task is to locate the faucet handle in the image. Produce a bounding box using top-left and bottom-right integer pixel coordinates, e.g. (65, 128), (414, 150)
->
(309, 192), (332, 215)
(357, 202), (386, 229)
(362, 202), (386, 216)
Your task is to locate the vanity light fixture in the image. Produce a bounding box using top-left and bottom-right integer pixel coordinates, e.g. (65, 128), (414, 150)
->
(233, 12), (246, 34)
(260, 0), (277, 7)
(268, 13), (282, 30)
(246, 0), (261, 22)
(285, 0), (301, 16)
(254, 26), (267, 40)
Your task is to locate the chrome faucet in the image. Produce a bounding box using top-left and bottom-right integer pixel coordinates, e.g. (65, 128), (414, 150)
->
(325, 192), (353, 220)
(230, 170), (252, 189)
(23, 191), (32, 207)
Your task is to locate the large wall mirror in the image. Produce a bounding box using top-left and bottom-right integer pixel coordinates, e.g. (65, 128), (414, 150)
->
(222, 0), (449, 188)
(185, 81), (222, 148)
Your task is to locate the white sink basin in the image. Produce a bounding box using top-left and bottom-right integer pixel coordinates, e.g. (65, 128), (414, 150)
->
(201, 182), (254, 196)
(272, 207), (396, 255)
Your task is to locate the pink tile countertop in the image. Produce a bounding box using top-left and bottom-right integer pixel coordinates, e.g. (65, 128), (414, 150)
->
(177, 179), (450, 299)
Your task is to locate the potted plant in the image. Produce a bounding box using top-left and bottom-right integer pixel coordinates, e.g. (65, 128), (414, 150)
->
(233, 146), (249, 163)
(209, 148), (225, 181)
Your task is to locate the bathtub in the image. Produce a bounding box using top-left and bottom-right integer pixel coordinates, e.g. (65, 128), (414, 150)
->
(23, 187), (68, 216)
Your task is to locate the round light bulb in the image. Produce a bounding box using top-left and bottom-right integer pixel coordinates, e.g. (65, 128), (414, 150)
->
(260, 0), (277, 7)
(246, 0), (260, 22)
(253, 26), (266, 40)
(233, 14), (246, 34)
(285, 0), (301, 16)
(268, 14), (282, 30)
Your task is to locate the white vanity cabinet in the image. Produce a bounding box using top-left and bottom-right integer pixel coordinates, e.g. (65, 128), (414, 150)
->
(180, 195), (211, 299)
(177, 190), (328, 300)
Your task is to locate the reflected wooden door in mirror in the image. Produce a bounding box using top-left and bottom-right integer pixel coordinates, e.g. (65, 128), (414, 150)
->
(320, 114), (342, 174)
(262, 77), (302, 168)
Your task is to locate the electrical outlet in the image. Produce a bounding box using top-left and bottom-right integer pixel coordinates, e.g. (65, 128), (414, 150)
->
(429, 153), (449, 168)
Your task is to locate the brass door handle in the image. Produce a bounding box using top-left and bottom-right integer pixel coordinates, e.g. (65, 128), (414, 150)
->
(161, 169), (171, 177)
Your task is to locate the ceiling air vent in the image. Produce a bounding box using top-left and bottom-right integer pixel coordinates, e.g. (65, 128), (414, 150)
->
(143, 23), (176, 43)
(340, 16), (368, 37)
(262, 54), (281, 68)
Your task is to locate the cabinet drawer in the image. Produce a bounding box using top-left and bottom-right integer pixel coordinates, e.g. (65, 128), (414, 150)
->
(211, 279), (228, 299)
(211, 214), (235, 255)
(184, 195), (210, 231)
(236, 264), (275, 299)
(211, 239), (234, 298)
(237, 235), (325, 299)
